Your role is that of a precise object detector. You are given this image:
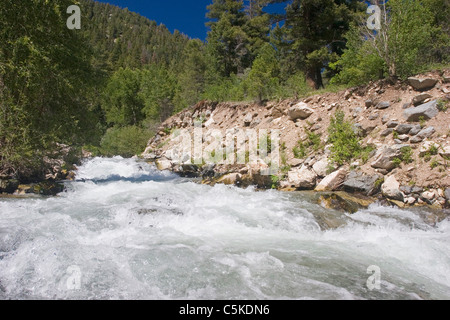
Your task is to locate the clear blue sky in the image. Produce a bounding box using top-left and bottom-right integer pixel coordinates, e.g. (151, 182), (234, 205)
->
(95, 0), (213, 40)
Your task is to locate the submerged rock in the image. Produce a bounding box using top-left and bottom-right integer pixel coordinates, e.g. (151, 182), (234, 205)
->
(317, 191), (375, 214)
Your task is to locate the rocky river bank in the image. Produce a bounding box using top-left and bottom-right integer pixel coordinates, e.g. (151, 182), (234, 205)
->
(142, 70), (450, 212)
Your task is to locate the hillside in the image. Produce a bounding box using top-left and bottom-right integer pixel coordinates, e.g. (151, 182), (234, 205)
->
(80, 0), (190, 71)
(143, 69), (450, 210)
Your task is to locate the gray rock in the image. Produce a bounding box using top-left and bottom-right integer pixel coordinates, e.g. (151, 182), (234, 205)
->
(408, 77), (438, 91)
(410, 136), (423, 144)
(365, 99), (373, 108)
(386, 120), (399, 128)
(416, 126), (435, 139)
(397, 134), (409, 142)
(371, 144), (410, 171)
(445, 188), (450, 200)
(412, 93), (432, 106)
(402, 102), (412, 109)
(381, 114), (390, 124)
(396, 124), (414, 134)
(403, 100), (438, 122)
(342, 171), (382, 196)
(409, 124), (422, 136)
(368, 113), (379, 120)
(288, 102), (314, 121)
(400, 186), (412, 194)
(376, 101), (391, 109)
(381, 128), (394, 137)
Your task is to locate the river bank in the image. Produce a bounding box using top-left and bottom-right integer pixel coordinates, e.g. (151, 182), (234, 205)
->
(142, 70), (450, 211)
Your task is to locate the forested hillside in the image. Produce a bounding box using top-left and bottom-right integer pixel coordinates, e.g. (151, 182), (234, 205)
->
(1, 0), (449, 183)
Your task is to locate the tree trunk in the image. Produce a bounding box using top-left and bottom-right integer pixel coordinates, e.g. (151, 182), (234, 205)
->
(306, 66), (324, 90)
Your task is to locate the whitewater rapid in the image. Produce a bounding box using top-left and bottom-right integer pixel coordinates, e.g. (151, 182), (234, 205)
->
(0, 157), (449, 300)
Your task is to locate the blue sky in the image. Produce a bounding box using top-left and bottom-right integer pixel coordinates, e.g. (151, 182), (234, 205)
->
(95, 0), (213, 40)
(95, 0), (289, 40)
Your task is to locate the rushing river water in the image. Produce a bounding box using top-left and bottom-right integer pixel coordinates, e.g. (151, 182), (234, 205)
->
(0, 157), (449, 300)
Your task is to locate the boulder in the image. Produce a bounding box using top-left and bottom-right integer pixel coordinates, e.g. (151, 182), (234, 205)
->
(312, 158), (329, 177)
(386, 120), (399, 128)
(244, 113), (253, 127)
(217, 173), (241, 186)
(381, 175), (403, 201)
(376, 101), (391, 109)
(416, 126), (435, 139)
(288, 102), (314, 121)
(156, 159), (173, 171)
(0, 179), (20, 194)
(408, 77), (438, 91)
(445, 188), (450, 200)
(381, 128), (394, 137)
(410, 136), (423, 144)
(315, 168), (348, 192)
(396, 124), (414, 135)
(409, 124), (422, 136)
(403, 100), (438, 122)
(371, 144), (410, 171)
(317, 191), (375, 214)
(342, 171), (382, 196)
(412, 93), (432, 106)
(287, 165), (317, 189)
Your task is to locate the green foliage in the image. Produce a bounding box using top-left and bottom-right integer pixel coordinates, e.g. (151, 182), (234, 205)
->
(293, 142), (307, 159)
(437, 99), (449, 112)
(100, 126), (151, 158)
(393, 146), (414, 167)
(102, 68), (145, 127)
(332, 0), (449, 82)
(245, 43), (280, 102)
(0, 0), (99, 179)
(327, 111), (362, 166)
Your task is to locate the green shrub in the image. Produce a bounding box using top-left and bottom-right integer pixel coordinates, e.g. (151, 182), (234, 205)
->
(100, 126), (151, 158)
(327, 111), (362, 166)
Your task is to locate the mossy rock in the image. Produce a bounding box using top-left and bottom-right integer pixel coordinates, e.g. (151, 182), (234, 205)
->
(33, 181), (65, 196)
(317, 191), (375, 214)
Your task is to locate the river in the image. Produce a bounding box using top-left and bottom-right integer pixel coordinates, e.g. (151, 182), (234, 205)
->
(0, 157), (449, 300)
